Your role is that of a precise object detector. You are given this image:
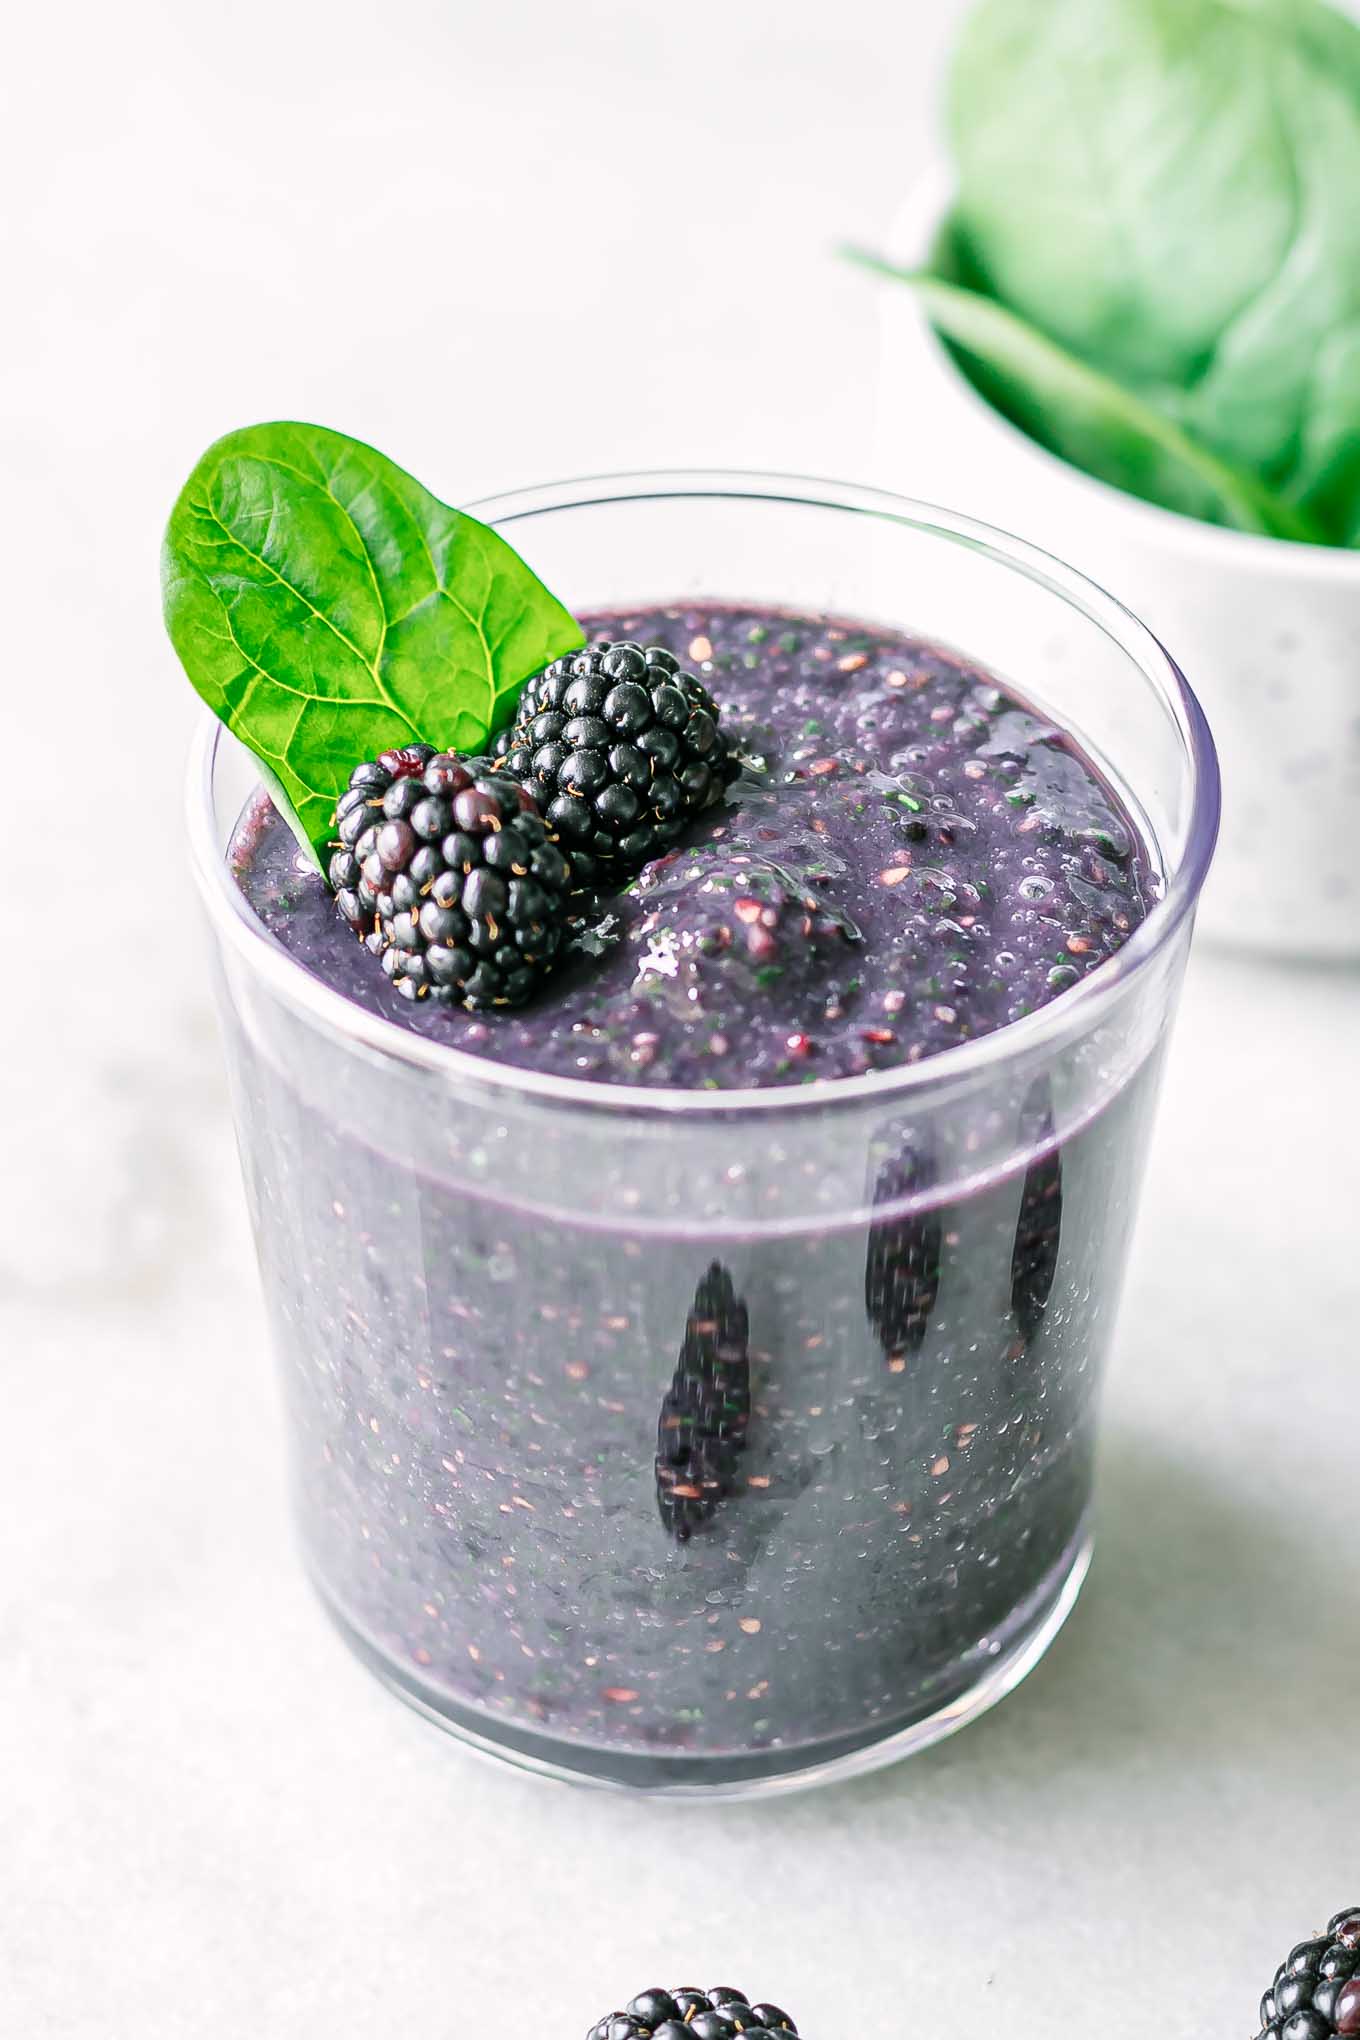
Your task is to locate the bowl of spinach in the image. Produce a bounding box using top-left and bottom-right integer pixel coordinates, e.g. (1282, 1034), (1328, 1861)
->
(857, 0), (1360, 962)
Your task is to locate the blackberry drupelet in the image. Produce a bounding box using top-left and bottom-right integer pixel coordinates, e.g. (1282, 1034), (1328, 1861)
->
(655, 1265), (751, 1541)
(495, 640), (739, 884)
(587, 1986), (800, 2039)
(1257, 1908), (1360, 2039)
(327, 748), (572, 1010)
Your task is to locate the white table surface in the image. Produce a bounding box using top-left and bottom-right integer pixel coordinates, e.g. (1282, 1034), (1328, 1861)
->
(4, 1), (1358, 2033)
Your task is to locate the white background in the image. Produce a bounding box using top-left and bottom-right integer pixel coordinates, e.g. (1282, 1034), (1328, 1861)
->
(3, 2), (1358, 2035)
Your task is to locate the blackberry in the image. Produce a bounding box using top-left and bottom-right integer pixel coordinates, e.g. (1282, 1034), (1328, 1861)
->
(655, 1265), (751, 1541)
(865, 1135), (942, 1362)
(494, 640), (739, 883)
(326, 748), (572, 1010)
(587, 1986), (800, 2039)
(1257, 1909), (1360, 2039)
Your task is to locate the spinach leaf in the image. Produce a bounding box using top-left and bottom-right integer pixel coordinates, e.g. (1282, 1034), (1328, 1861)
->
(948, 0), (1300, 387)
(850, 251), (1324, 542)
(1284, 328), (1360, 544)
(163, 422), (584, 864)
(947, 0), (1360, 528)
(1257, 0), (1360, 95)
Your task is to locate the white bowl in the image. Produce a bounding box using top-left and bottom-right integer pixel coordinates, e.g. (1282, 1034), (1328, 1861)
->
(872, 171), (1360, 962)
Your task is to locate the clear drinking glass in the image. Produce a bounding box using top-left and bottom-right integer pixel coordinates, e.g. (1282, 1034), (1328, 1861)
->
(188, 473), (1219, 1797)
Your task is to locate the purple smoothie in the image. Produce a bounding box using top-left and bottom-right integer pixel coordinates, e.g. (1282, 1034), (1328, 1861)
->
(235, 606), (1147, 1089)
(223, 602), (1157, 1787)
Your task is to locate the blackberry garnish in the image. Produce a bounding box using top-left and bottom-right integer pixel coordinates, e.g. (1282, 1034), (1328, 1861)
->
(1257, 1909), (1360, 2039)
(1010, 1084), (1063, 1340)
(327, 748), (572, 1010)
(865, 1136), (942, 1362)
(655, 1265), (751, 1541)
(587, 1986), (800, 2039)
(495, 639), (739, 884)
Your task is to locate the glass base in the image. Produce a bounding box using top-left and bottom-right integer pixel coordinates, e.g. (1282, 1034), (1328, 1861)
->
(311, 1529), (1093, 1800)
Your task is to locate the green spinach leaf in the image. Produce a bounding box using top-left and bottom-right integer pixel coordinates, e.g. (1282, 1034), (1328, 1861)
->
(850, 252), (1324, 542)
(1284, 328), (1360, 543)
(163, 422), (584, 864)
(947, 0), (1360, 534)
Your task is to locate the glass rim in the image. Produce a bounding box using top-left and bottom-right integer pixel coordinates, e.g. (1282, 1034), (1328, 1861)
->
(186, 466), (1221, 1121)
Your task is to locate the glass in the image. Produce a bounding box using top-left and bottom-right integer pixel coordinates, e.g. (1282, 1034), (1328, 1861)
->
(188, 473), (1219, 1797)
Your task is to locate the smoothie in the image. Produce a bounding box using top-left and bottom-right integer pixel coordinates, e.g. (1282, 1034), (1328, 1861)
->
(218, 602), (1158, 1787)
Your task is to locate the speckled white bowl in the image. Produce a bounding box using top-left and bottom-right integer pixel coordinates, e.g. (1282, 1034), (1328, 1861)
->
(873, 172), (1360, 962)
